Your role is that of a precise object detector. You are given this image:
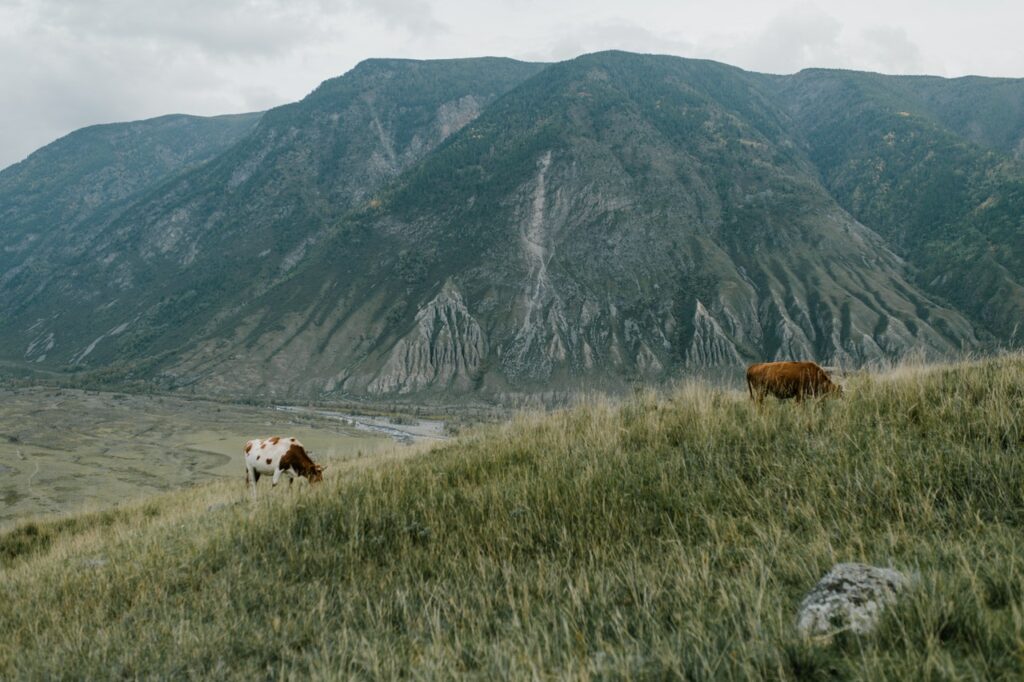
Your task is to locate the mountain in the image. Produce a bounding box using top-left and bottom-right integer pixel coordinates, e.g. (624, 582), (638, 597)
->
(0, 57), (545, 384)
(775, 70), (1024, 341)
(0, 112), (263, 369)
(3, 52), (1024, 401)
(0, 112), (262, 277)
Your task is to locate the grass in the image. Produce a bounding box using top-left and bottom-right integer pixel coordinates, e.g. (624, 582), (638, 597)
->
(3, 356), (1024, 679)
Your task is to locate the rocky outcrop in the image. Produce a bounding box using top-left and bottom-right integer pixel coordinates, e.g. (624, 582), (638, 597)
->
(503, 151), (574, 381)
(685, 301), (742, 366)
(369, 283), (486, 394)
(797, 563), (911, 637)
(436, 95), (482, 140)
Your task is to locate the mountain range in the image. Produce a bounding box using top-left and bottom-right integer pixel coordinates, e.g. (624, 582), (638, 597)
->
(2, 51), (1023, 401)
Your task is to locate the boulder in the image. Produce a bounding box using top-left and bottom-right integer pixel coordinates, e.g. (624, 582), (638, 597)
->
(797, 562), (910, 637)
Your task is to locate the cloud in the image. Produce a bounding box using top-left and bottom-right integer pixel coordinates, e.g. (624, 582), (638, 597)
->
(1, 0), (1021, 170)
(8, 0), (446, 60)
(860, 26), (925, 74)
(13, 0), (337, 58)
(719, 4), (845, 74)
(0, 1), (290, 169)
(0, 0), (455, 169)
(524, 20), (693, 63)
(698, 3), (930, 76)
(351, 0), (447, 35)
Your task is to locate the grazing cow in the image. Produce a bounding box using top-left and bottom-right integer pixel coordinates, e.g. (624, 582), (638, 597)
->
(746, 361), (842, 403)
(244, 436), (324, 500)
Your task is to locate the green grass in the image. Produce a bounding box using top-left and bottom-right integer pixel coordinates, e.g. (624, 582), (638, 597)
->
(4, 357), (1024, 679)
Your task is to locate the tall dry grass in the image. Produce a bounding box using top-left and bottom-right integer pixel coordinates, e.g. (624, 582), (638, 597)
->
(2, 357), (1024, 679)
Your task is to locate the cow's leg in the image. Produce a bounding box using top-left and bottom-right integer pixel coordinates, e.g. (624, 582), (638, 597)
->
(272, 468), (300, 491)
(247, 466), (259, 502)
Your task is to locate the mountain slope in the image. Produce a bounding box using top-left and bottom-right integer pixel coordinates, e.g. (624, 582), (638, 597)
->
(5, 52), (1024, 399)
(0, 58), (545, 378)
(0, 111), (262, 292)
(776, 69), (1024, 341)
(0, 112), (262, 232)
(164, 53), (977, 398)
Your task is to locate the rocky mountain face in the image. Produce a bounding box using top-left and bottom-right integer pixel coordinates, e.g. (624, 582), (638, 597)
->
(2, 52), (1022, 401)
(0, 112), (262, 234)
(775, 70), (1024, 341)
(0, 112), (262, 304)
(0, 58), (543, 381)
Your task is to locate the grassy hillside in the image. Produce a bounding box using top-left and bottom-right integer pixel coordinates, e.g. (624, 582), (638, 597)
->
(3, 357), (1024, 678)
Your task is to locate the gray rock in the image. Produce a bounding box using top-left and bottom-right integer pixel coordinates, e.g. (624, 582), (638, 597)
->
(369, 283), (487, 395)
(797, 563), (911, 637)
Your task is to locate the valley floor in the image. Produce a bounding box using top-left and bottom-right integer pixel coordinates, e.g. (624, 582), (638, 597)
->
(0, 388), (402, 527)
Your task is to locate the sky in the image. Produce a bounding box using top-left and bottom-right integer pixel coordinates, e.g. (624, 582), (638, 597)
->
(2, 0), (1023, 170)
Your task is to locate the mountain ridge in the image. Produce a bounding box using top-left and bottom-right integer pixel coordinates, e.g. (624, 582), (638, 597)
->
(2, 52), (1022, 401)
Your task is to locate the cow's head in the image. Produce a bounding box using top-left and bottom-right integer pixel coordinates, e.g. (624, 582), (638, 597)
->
(306, 463), (325, 484)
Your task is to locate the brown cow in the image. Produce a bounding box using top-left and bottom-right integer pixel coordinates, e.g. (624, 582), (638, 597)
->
(746, 361), (841, 402)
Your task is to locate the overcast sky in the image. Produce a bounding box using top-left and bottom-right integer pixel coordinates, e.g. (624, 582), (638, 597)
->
(2, 0), (1023, 170)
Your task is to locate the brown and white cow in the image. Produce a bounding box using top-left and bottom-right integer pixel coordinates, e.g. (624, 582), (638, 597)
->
(746, 361), (842, 403)
(244, 436), (324, 500)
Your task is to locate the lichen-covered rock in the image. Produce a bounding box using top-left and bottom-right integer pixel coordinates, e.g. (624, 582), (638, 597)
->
(797, 563), (910, 637)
